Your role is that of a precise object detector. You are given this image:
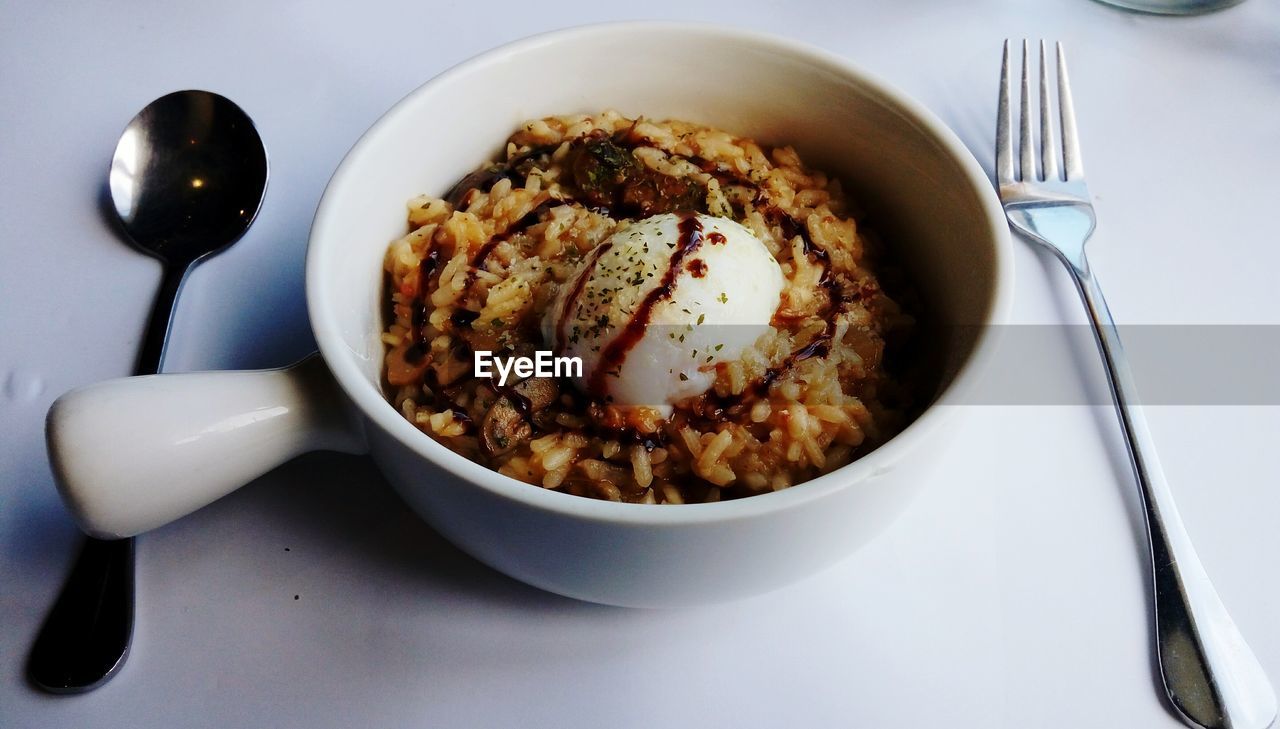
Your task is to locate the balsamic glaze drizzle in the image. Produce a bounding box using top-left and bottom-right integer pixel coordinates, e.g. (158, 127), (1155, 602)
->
(404, 247), (442, 364)
(585, 215), (706, 397)
(554, 240), (614, 352)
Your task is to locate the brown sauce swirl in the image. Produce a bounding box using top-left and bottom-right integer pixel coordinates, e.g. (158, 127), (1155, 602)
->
(452, 199), (561, 329)
(554, 240), (615, 353)
(404, 247), (443, 364)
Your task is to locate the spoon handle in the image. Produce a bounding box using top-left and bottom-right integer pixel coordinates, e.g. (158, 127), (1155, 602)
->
(26, 537), (134, 692)
(29, 262), (189, 693)
(134, 263), (188, 376)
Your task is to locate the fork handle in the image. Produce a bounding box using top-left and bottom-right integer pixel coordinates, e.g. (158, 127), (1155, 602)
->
(1068, 260), (1276, 729)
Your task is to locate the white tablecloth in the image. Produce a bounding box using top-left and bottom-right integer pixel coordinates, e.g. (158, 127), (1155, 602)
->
(3, 1), (1278, 726)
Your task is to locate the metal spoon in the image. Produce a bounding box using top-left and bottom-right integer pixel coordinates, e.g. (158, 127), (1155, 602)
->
(27, 90), (268, 693)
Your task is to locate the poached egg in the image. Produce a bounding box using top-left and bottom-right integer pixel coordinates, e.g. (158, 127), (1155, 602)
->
(544, 213), (784, 411)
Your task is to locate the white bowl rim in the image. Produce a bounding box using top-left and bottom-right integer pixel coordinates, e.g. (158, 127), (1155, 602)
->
(307, 20), (1014, 527)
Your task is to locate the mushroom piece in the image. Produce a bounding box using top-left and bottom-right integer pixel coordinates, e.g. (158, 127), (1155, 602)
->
(384, 343), (429, 387)
(480, 376), (559, 457)
(569, 136), (708, 217)
(443, 165), (508, 208)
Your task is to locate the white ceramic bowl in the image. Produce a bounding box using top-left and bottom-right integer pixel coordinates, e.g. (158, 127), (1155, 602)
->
(48, 22), (1012, 607)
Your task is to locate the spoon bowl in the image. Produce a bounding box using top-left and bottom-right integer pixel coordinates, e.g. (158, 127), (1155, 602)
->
(109, 90), (268, 266)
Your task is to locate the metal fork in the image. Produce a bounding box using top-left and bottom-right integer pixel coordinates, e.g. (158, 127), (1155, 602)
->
(997, 40), (1276, 729)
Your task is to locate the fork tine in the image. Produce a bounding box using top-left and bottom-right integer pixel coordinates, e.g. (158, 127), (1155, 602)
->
(1019, 40), (1035, 182)
(1057, 42), (1084, 179)
(1039, 40), (1059, 182)
(996, 39), (1014, 184)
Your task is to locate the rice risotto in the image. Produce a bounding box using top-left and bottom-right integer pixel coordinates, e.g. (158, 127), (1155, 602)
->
(381, 111), (916, 504)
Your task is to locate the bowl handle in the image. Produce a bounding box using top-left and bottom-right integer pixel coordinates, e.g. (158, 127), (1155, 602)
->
(46, 355), (367, 539)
